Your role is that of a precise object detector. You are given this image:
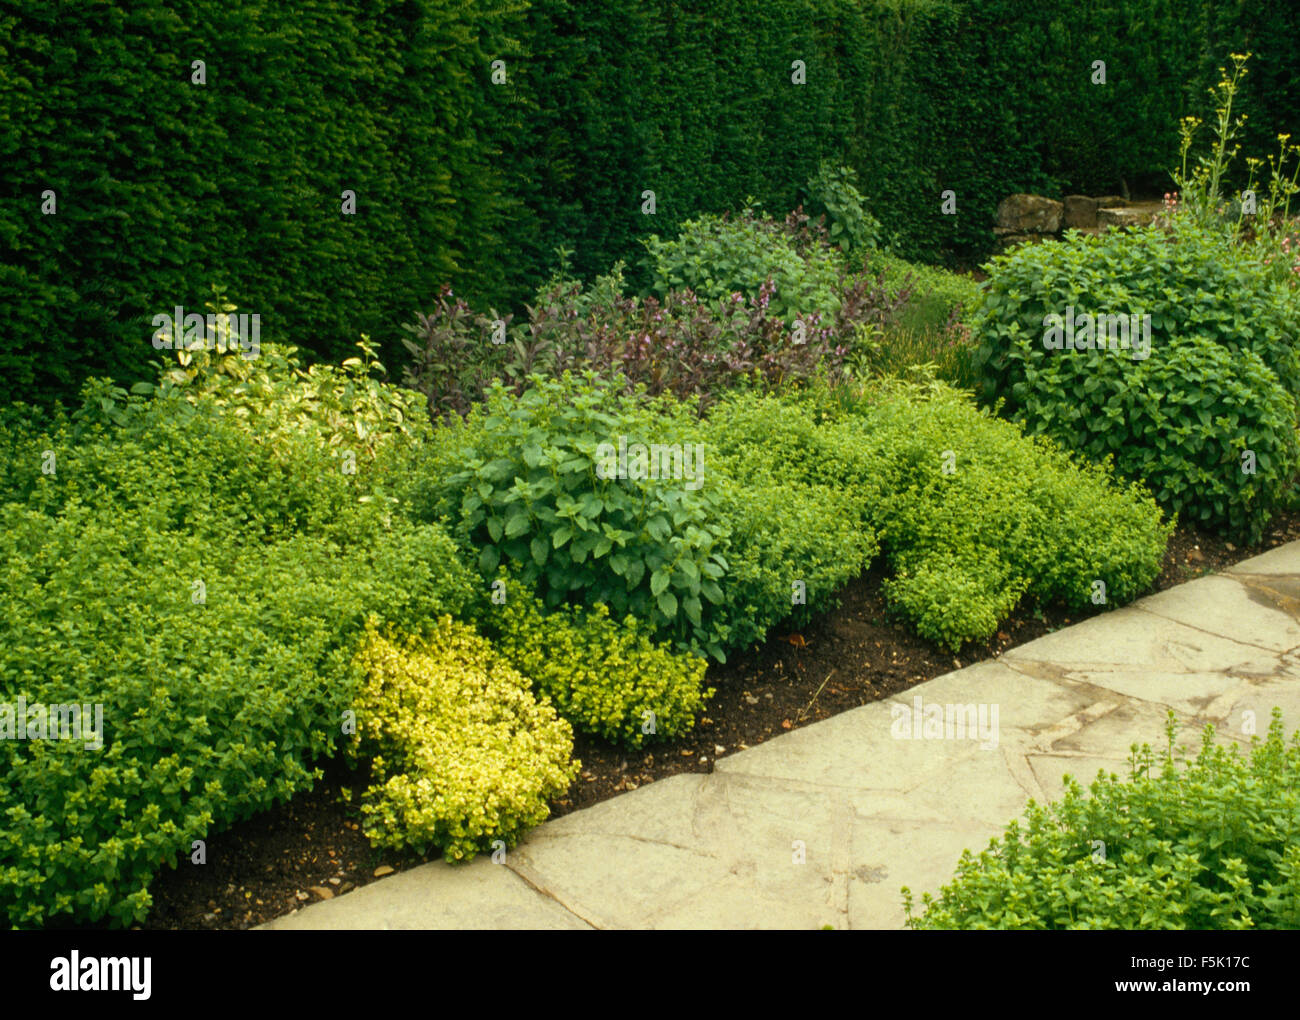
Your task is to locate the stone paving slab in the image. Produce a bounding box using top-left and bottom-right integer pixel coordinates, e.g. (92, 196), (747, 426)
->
(261, 540), (1300, 930)
(1132, 573), (1300, 652)
(266, 851), (595, 929)
(1226, 544), (1300, 575)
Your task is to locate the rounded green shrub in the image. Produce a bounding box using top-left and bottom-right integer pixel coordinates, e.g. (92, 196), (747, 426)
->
(706, 382), (1172, 651)
(882, 553), (1028, 654)
(473, 580), (712, 748)
(703, 391), (886, 513)
(855, 382), (1174, 622)
(417, 377), (886, 663)
(703, 393), (882, 649)
(970, 225), (1300, 541)
(412, 373), (734, 660)
(905, 710), (1300, 929)
(349, 620), (578, 861)
(1017, 334), (1298, 541)
(642, 209), (844, 326)
(710, 474), (878, 653)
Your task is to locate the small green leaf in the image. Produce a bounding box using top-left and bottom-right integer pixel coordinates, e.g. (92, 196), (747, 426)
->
(650, 568), (670, 596)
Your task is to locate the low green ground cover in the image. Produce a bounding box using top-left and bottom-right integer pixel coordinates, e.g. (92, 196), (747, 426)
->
(905, 711), (1300, 930)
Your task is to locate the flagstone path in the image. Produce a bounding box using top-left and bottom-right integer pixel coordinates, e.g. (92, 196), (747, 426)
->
(262, 542), (1300, 930)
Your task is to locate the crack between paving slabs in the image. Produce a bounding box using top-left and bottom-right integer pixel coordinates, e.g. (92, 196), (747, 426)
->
(1007, 655), (1286, 710)
(830, 792), (854, 927)
(845, 803), (1037, 831)
(529, 830), (722, 859)
(894, 741), (1010, 795)
(499, 860), (603, 929)
(1022, 650), (1294, 720)
(691, 772), (862, 925)
(998, 657), (1284, 768)
(1226, 570), (1300, 584)
(972, 658), (1168, 751)
(998, 656), (1177, 704)
(1002, 655), (1197, 710)
(947, 658), (1277, 782)
(710, 764), (963, 799)
(999, 744), (1048, 803)
(515, 828), (763, 928)
(1130, 604), (1296, 655)
(707, 720), (1000, 800)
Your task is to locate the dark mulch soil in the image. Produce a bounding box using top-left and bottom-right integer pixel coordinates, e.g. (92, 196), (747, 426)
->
(138, 509), (1300, 929)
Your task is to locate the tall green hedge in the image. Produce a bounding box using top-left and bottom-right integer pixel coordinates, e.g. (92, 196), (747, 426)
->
(507, 0), (1297, 280)
(2, 0), (1295, 405)
(0, 0), (526, 403)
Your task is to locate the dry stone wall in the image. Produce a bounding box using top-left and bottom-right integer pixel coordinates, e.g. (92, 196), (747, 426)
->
(995, 193), (1163, 249)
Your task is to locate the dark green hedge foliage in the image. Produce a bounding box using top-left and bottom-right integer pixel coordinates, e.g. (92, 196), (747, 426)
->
(0, 0), (527, 403)
(510, 0), (1298, 279)
(3, 0), (1295, 404)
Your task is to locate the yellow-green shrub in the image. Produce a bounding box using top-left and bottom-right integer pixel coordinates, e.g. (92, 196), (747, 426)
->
(481, 586), (713, 748)
(350, 620), (578, 861)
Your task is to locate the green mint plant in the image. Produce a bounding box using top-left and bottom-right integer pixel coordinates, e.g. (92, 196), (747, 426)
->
(802, 162), (884, 256)
(641, 205), (845, 326)
(416, 373), (733, 659)
(971, 223), (1299, 541)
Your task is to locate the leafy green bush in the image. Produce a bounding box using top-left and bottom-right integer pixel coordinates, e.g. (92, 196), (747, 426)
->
(709, 471), (879, 654)
(702, 389), (886, 514)
(802, 162), (883, 255)
(861, 382), (1173, 638)
(348, 620), (577, 861)
(413, 374), (890, 662)
(904, 710), (1300, 929)
(1020, 335), (1297, 541)
(410, 373), (735, 659)
(400, 223), (926, 421)
(472, 578), (712, 748)
(703, 393), (882, 649)
(642, 208), (845, 326)
(147, 320), (432, 461)
(883, 552), (1029, 656)
(710, 381), (1172, 651)
(970, 225), (1300, 540)
(0, 385), (473, 927)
